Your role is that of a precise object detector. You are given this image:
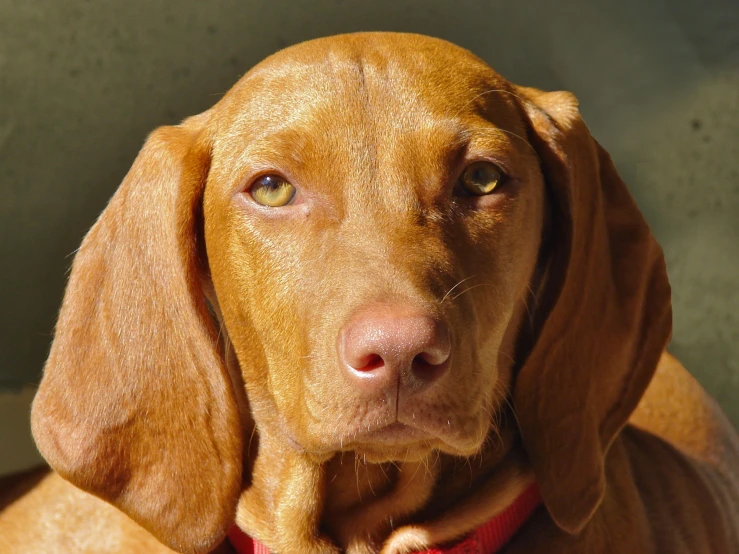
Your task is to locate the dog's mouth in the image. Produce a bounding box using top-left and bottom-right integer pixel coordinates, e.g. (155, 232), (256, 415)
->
(354, 421), (434, 445)
(343, 422), (439, 462)
(322, 406), (490, 462)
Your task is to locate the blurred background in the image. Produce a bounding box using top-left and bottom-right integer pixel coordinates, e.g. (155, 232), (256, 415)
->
(1, 0), (737, 475)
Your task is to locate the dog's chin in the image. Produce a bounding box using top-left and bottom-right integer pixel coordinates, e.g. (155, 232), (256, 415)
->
(332, 421), (489, 463)
(291, 400), (494, 462)
(345, 422), (437, 463)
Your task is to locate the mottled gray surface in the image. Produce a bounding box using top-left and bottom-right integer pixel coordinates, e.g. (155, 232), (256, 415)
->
(1, 0), (737, 474)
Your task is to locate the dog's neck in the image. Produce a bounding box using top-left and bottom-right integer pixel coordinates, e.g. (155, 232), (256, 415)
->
(325, 420), (527, 551)
(234, 412), (531, 554)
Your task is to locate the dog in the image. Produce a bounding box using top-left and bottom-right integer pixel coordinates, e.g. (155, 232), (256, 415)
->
(1, 32), (738, 554)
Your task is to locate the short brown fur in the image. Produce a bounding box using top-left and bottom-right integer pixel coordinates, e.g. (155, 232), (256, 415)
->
(1, 33), (737, 554)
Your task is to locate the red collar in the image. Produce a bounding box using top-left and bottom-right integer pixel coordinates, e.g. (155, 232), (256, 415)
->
(227, 483), (541, 554)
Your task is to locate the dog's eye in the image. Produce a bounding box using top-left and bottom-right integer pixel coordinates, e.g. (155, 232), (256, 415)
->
(250, 175), (296, 207)
(458, 161), (505, 196)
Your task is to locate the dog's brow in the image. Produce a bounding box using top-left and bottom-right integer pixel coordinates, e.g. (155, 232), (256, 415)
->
(421, 119), (516, 154)
(422, 118), (468, 137)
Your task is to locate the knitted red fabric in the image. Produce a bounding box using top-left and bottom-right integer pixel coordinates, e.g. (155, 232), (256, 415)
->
(228, 483), (541, 554)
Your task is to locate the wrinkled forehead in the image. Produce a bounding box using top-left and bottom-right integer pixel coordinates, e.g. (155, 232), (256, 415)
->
(211, 34), (526, 180)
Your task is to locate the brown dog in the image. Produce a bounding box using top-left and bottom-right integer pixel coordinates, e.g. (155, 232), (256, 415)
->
(1, 32), (738, 554)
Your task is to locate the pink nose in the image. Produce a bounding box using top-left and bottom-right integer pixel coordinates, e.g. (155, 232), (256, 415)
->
(339, 304), (451, 394)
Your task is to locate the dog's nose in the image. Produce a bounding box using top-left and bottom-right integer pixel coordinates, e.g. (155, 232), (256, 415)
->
(339, 304), (451, 393)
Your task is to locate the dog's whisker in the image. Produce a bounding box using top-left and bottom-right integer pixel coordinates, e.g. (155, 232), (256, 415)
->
(441, 275), (477, 305)
(445, 122), (539, 161)
(378, 461), (390, 483)
(366, 466), (377, 497)
(449, 88), (511, 121)
(450, 282), (495, 303)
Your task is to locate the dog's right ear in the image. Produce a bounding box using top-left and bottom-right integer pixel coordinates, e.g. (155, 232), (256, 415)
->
(31, 113), (243, 554)
(511, 86), (671, 536)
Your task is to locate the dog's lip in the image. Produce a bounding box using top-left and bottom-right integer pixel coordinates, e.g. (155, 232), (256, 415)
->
(357, 421), (432, 443)
(340, 421), (436, 451)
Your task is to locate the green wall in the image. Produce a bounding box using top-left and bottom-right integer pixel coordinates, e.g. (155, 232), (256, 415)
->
(1, 0), (737, 424)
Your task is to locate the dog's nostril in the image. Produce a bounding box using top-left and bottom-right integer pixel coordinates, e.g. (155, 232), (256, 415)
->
(412, 355), (434, 372)
(412, 352), (449, 380)
(416, 345), (450, 367)
(352, 353), (385, 372)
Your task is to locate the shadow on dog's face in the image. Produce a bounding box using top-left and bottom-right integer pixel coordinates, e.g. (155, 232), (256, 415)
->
(205, 36), (546, 463)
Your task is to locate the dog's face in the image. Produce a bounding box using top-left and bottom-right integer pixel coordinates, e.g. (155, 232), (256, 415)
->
(204, 36), (545, 462)
(31, 33), (671, 553)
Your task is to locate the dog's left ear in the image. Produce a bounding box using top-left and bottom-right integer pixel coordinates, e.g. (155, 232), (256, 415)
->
(512, 86), (672, 534)
(31, 112), (243, 554)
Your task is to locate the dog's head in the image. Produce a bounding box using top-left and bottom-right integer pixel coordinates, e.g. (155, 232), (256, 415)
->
(31, 33), (671, 553)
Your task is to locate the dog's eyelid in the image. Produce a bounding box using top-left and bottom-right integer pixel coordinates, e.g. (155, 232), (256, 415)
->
(444, 136), (514, 174)
(231, 160), (299, 191)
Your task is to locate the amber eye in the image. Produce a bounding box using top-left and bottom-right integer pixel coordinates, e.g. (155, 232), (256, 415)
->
(458, 161), (505, 196)
(250, 175), (296, 207)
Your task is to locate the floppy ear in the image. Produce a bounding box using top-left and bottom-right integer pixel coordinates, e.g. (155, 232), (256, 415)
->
(31, 114), (242, 554)
(512, 87), (672, 534)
